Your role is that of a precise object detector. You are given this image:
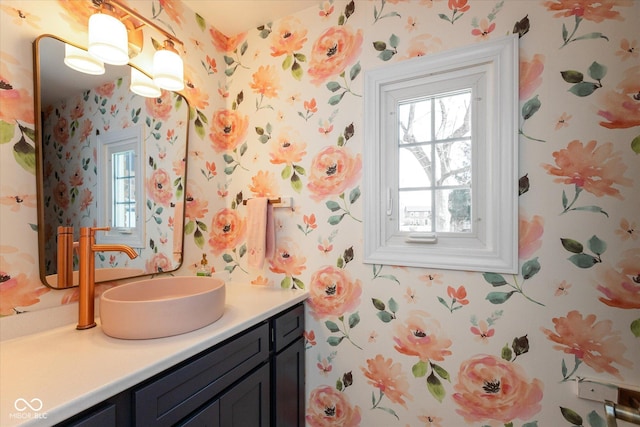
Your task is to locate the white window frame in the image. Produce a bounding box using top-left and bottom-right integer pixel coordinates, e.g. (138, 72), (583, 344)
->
(363, 35), (519, 273)
(96, 126), (146, 248)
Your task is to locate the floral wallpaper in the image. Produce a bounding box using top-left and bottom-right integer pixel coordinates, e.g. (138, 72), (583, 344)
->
(41, 72), (188, 276)
(0, 0), (638, 426)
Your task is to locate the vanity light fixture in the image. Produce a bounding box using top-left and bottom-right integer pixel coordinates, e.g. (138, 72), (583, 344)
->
(64, 43), (105, 75)
(87, 0), (185, 91)
(88, 3), (129, 65)
(130, 68), (161, 98)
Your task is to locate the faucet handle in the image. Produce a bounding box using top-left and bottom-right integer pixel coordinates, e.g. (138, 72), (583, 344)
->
(80, 226), (110, 238)
(91, 226), (111, 233)
(92, 227), (110, 239)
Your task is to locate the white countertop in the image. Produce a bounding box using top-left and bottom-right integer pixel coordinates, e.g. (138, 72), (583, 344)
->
(0, 283), (308, 426)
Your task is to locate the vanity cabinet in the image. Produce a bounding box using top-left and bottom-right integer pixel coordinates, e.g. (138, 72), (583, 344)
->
(57, 303), (305, 427)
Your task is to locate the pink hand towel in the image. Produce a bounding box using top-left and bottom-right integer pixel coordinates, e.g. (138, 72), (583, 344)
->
(247, 198), (275, 269)
(266, 202), (275, 261)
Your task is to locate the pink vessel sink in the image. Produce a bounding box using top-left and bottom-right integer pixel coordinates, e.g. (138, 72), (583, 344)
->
(100, 276), (226, 339)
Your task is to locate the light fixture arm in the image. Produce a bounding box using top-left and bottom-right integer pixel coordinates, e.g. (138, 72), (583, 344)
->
(98, 0), (184, 52)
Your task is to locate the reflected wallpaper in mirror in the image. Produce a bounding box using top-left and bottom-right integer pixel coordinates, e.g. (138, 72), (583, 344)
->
(35, 35), (189, 288)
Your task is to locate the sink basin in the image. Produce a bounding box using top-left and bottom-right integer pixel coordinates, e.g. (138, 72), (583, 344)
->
(100, 276), (226, 339)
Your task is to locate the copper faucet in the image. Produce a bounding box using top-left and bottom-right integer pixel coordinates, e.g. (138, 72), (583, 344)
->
(77, 226), (138, 330)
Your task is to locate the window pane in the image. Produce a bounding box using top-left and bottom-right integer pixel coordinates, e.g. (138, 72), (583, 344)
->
(399, 146), (431, 188)
(435, 188), (472, 233)
(112, 150), (136, 228)
(113, 203), (126, 227)
(399, 190), (432, 232)
(398, 99), (432, 143)
(435, 140), (472, 186)
(434, 90), (471, 140)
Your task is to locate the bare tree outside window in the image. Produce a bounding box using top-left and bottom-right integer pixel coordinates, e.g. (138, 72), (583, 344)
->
(397, 89), (472, 233)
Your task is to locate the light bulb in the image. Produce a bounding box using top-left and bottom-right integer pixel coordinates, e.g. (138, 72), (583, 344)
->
(153, 41), (184, 91)
(88, 11), (129, 65)
(130, 68), (161, 98)
(64, 44), (105, 75)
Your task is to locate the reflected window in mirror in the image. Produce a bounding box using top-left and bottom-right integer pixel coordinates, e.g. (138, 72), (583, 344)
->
(97, 126), (145, 248)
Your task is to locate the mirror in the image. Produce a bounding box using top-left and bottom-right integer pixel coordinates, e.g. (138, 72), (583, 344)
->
(34, 35), (189, 288)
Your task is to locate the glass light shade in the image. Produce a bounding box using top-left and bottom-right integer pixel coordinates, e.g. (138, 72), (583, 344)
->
(63, 44), (105, 75)
(130, 68), (161, 98)
(88, 12), (129, 65)
(153, 48), (184, 91)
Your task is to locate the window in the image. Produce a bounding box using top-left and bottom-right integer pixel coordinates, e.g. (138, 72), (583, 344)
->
(364, 35), (518, 273)
(97, 126), (145, 248)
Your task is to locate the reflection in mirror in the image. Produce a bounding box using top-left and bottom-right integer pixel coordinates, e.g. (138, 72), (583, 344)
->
(34, 35), (189, 288)
(96, 126), (145, 248)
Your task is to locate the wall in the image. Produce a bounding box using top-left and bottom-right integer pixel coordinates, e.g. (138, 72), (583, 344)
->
(1, 0), (638, 425)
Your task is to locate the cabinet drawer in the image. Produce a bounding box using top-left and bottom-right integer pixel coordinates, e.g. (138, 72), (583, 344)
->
(135, 323), (269, 427)
(273, 303), (304, 352)
(273, 304), (304, 352)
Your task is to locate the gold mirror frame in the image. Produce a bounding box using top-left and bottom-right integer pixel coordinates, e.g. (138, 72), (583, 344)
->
(33, 34), (189, 289)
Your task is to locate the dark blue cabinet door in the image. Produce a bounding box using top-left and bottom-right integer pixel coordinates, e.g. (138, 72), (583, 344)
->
(219, 364), (270, 427)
